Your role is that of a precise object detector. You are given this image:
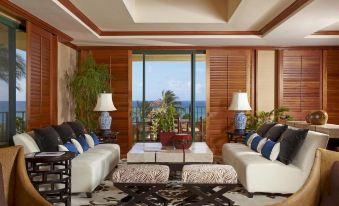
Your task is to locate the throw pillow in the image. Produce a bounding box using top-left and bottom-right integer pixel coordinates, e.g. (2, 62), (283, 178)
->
(66, 121), (86, 137)
(257, 138), (268, 153)
(34, 126), (63, 152)
(62, 142), (79, 155)
(256, 122), (276, 137)
(76, 136), (90, 152)
(246, 133), (258, 147)
(261, 140), (280, 161)
(58, 145), (69, 152)
(265, 124), (288, 142)
(84, 134), (95, 148)
(244, 132), (253, 145)
(278, 128), (309, 165)
(52, 123), (76, 144)
(250, 135), (263, 152)
(90, 132), (101, 146)
(71, 139), (84, 154)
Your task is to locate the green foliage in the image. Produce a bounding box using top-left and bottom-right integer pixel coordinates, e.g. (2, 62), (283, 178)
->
(246, 107), (293, 131)
(150, 104), (176, 137)
(16, 116), (25, 133)
(66, 54), (111, 131)
(161, 90), (181, 108)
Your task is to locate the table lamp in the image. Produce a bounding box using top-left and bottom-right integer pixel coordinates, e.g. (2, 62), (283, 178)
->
(94, 93), (117, 131)
(228, 92), (252, 133)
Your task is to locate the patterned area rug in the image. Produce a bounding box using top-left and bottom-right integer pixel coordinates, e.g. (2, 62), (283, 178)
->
(71, 158), (287, 206)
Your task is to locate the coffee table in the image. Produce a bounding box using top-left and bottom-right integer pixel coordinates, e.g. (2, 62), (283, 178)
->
(127, 142), (213, 165)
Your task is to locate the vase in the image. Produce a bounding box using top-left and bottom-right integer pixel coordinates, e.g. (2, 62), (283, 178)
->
(305, 113), (311, 123)
(159, 132), (176, 146)
(309, 110), (328, 125)
(174, 134), (192, 149)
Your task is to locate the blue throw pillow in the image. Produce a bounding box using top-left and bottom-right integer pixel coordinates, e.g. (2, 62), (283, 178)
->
(262, 140), (280, 161)
(90, 132), (101, 145)
(244, 132), (253, 145)
(64, 142), (79, 155)
(76, 135), (90, 151)
(250, 136), (263, 152)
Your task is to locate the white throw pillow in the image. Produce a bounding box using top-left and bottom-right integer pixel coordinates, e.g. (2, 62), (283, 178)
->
(270, 142), (281, 161)
(71, 139), (83, 154)
(84, 134), (95, 148)
(257, 138), (267, 153)
(247, 133), (258, 147)
(58, 145), (69, 152)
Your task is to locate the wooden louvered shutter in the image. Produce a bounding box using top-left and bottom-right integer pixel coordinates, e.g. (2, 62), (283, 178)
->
(324, 50), (339, 124)
(279, 50), (322, 120)
(26, 22), (57, 130)
(206, 49), (251, 155)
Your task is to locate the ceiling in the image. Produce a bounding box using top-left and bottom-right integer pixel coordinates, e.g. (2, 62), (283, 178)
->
(7, 0), (339, 46)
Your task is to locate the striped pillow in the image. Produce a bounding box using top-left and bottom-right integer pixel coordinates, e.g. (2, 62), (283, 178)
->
(250, 136), (263, 152)
(261, 140), (280, 161)
(246, 133), (259, 146)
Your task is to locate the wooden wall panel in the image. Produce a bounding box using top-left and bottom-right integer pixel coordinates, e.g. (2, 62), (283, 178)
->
(26, 22), (57, 130)
(279, 50), (322, 120)
(80, 49), (132, 155)
(324, 50), (339, 124)
(206, 49), (251, 155)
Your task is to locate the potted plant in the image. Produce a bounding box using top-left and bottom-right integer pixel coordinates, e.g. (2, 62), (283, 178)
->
(66, 53), (111, 131)
(149, 103), (176, 146)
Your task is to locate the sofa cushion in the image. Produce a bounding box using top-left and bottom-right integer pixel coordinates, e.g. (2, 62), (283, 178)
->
(278, 128), (308, 165)
(66, 121), (86, 137)
(33, 127), (63, 152)
(320, 161), (339, 206)
(261, 140), (280, 161)
(53, 123), (76, 144)
(265, 124), (288, 142)
(76, 136), (90, 152)
(13, 133), (40, 154)
(71, 139), (84, 154)
(256, 122), (276, 137)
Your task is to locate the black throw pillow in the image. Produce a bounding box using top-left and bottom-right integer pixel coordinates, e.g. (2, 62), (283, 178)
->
(66, 121), (86, 137)
(264, 124), (288, 142)
(34, 126), (63, 152)
(52, 123), (76, 144)
(320, 161), (339, 206)
(278, 128), (309, 165)
(256, 122), (276, 137)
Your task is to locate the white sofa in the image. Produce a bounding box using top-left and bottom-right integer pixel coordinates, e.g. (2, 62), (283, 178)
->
(13, 132), (120, 196)
(222, 128), (329, 195)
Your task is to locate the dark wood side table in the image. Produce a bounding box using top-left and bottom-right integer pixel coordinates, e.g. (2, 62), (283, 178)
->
(97, 130), (119, 144)
(25, 152), (75, 206)
(227, 130), (249, 143)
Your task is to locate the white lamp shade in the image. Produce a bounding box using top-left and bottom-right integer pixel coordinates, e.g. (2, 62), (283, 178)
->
(228, 92), (252, 111)
(94, 93), (117, 111)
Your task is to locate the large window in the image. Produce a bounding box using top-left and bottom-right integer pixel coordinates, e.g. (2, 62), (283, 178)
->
(132, 51), (206, 142)
(0, 16), (26, 146)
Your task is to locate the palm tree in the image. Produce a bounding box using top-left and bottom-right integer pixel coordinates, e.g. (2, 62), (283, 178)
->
(161, 90), (181, 108)
(0, 44), (26, 91)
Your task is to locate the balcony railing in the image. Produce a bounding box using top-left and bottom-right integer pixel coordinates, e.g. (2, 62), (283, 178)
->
(0, 111), (26, 144)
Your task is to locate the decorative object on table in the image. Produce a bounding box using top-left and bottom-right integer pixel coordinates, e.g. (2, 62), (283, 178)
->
(66, 54), (111, 131)
(246, 107), (292, 131)
(308, 110), (328, 125)
(228, 92), (252, 133)
(174, 134), (192, 149)
(96, 130), (119, 144)
(305, 113), (311, 123)
(149, 97), (177, 146)
(94, 92), (117, 132)
(25, 151), (76, 206)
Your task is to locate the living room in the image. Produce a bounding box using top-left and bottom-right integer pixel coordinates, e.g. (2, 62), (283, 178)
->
(0, 0), (339, 206)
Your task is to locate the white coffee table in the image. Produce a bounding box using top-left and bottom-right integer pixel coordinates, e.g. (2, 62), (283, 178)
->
(127, 142), (213, 164)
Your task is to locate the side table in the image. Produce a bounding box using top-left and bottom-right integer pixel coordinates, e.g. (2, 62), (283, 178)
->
(25, 152), (75, 206)
(97, 130), (119, 144)
(227, 130), (249, 143)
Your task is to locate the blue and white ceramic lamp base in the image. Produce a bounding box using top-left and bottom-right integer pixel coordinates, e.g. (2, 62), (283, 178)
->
(99, 111), (112, 130)
(234, 111), (247, 133)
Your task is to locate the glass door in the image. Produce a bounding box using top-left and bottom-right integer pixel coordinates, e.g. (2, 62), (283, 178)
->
(132, 51), (206, 143)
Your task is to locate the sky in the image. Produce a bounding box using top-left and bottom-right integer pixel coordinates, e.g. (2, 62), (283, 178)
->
(0, 49), (26, 102)
(132, 60), (206, 101)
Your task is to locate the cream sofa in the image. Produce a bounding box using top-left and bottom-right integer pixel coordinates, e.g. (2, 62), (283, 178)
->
(222, 128), (329, 195)
(13, 132), (120, 196)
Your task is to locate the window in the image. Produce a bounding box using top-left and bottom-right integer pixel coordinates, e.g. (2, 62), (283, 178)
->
(0, 16), (26, 145)
(132, 51), (206, 142)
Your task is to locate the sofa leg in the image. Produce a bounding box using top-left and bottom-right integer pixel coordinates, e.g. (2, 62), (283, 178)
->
(246, 191), (254, 198)
(86, 192), (92, 198)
